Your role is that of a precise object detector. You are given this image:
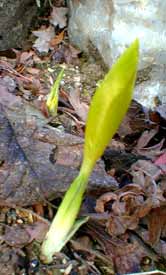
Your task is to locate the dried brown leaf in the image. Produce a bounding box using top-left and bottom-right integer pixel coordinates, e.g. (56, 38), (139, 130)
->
(109, 139), (125, 150)
(4, 225), (30, 248)
(18, 51), (34, 65)
(131, 159), (162, 180)
(158, 178), (166, 196)
(136, 139), (165, 159)
(117, 100), (147, 138)
(26, 67), (40, 75)
(85, 221), (148, 274)
(116, 184), (143, 195)
(155, 152), (166, 174)
(107, 215), (139, 236)
(118, 115), (133, 137)
(64, 44), (80, 64)
(68, 88), (89, 122)
(156, 104), (166, 120)
(25, 221), (49, 242)
(95, 187), (145, 236)
(95, 173), (165, 238)
(50, 30), (65, 47)
(52, 44), (80, 64)
(50, 7), (68, 28)
(148, 206), (166, 245)
(33, 26), (55, 53)
(113, 238), (147, 274)
(136, 128), (158, 150)
(95, 193), (118, 213)
(112, 200), (126, 215)
(33, 203), (44, 216)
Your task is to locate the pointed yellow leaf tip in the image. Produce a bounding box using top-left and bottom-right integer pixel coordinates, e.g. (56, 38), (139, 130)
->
(83, 39), (139, 169)
(46, 68), (64, 116)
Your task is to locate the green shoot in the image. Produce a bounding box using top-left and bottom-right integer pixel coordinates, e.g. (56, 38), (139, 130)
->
(40, 39), (139, 263)
(46, 68), (64, 116)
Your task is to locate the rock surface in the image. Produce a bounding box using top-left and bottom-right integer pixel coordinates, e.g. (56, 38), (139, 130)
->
(68, 0), (166, 109)
(0, 81), (118, 206)
(0, 0), (37, 50)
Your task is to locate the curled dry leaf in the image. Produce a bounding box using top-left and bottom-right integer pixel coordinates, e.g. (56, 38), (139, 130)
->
(132, 172), (165, 213)
(95, 193), (118, 213)
(95, 174), (165, 237)
(95, 187), (144, 236)
(132, 173), (165, 215)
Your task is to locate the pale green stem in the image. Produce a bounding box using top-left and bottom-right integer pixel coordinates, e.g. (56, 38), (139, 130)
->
(40, 160), (93, 263)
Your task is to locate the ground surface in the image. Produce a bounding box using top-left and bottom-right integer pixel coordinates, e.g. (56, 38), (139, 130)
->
(0, 1), (166, 274)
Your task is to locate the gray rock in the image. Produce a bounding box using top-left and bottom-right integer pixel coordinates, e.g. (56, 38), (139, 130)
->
(68, 0), (166, 108)
(0, 0), (37, 50)
(68, 0), (113, 66)
(0, 81), (118, 206)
